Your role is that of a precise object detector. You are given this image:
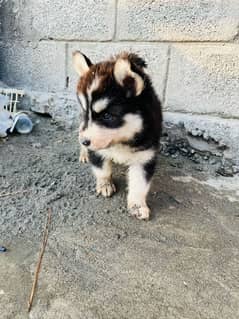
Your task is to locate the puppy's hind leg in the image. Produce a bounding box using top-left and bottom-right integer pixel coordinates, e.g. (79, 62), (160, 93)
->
(79, 145), (89, 163)
(127, 157), (156, 220)
(89, 151), (116, 197)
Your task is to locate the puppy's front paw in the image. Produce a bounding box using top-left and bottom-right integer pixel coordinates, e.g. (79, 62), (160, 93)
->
(96, 181), (116, 197)
(128, 204), (150, 220)
(79, 149), (89, 163)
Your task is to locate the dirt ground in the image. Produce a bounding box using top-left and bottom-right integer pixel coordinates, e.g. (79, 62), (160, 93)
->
(0, 117), (239, 319)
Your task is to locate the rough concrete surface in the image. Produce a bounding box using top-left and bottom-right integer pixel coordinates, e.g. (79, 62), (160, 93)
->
(117, 0), (239, 41)
(0, 41), (66, 92)
(0, 0), (115, 41)
(0, 118), (239, 319)
(165, 44), (239, 118)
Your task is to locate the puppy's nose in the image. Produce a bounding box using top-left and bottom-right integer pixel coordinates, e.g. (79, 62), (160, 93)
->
(81, 139), (91, 146)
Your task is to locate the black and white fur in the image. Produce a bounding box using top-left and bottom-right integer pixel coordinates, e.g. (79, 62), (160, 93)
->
(73, 51), (162, 220)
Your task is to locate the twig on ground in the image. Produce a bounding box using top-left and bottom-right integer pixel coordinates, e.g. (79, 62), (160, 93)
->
(0, 190), (28, 198)
(27, 208), (52, 313)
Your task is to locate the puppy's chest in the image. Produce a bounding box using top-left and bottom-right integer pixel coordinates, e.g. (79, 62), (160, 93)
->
(98, 144), (154, 165)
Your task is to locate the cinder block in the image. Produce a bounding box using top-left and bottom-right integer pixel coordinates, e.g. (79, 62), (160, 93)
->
(2, 0), (115, 41)
(165, 44), (239, 118)
(117, 0), (239, 41)
(0, 41), (66, 92)
(67, 43), (169, 101)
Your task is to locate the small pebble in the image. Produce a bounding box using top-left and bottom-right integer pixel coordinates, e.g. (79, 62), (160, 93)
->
(181, 148), (188, 154)
(32, 142), (42, 148)
(195, 166), (203, 171)
(232, 166), (239, 174)
(216, 166), (234, 177)
(0, 246), (7, 252)
(209, 158), (219, 165)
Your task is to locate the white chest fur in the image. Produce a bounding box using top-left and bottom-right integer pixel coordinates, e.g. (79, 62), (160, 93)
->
(99, 144), (154, 166)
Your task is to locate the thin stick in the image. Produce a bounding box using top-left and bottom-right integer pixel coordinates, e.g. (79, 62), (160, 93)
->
(0, 190), (28, 198)
(27, 208), (52, 312)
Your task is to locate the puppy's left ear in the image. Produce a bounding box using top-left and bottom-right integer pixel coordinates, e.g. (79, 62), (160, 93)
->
(114, 59), (144, 97)
(72, 51), (93, 77)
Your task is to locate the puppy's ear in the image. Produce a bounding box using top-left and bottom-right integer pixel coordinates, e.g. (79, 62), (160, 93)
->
(114, 58), (144, 97)
(72, 51), (92, 77)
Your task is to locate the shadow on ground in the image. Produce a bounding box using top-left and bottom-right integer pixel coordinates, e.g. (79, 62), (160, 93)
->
(0, 118), (239, 319)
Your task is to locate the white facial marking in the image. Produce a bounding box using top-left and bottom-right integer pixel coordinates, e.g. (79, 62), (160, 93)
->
(122, 113), (143, 136)
(78, 93), (87, 111)
(79, 113), (143, 151)
(87, 76), (100, 104)
(92, 98), (109, 113)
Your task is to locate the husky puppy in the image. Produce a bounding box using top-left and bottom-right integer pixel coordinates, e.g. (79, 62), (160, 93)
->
(73, 51), (162, 220)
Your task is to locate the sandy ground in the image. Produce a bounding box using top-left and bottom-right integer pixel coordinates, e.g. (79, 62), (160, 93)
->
(0, 117), (239, 319)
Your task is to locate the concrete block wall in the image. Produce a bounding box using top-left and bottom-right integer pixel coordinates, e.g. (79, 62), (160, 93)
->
(0, 0), (239, 164)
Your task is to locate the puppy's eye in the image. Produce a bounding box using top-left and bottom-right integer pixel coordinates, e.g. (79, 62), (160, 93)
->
(102, 112), (113, 121)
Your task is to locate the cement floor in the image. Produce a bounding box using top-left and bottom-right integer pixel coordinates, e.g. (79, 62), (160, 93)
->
(0, 118), (239, 319)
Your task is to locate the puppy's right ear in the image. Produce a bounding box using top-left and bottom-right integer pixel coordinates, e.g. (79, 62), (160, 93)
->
(72, 51), (92, 77)
(114, 58), (144, 97)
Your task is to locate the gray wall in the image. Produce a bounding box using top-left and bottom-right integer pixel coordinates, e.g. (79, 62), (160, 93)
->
(0, 0), (239, 163)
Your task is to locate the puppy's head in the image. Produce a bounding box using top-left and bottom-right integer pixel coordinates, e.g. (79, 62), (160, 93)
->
(73, 51), (146, 151)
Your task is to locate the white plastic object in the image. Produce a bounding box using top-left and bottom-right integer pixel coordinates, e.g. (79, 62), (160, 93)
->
(10, 112), (33, 134)
(0, 95), (9, 109)
(0, 88), (24, 113)
(0, 110), (14, 137)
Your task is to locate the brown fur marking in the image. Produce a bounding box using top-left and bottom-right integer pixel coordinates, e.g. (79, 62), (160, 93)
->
(77, 62), (114, 95)
(77, 52), (145, 95)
